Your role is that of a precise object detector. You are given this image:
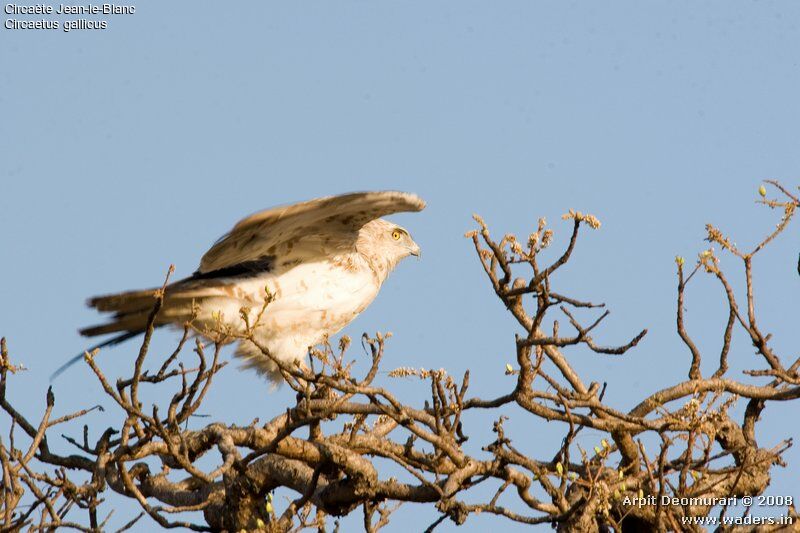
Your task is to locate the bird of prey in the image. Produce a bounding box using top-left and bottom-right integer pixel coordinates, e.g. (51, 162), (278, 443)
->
(58, 191), (425, 382)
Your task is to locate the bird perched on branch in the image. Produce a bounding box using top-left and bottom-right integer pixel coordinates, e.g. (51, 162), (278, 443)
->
(56, 191), (425, 382)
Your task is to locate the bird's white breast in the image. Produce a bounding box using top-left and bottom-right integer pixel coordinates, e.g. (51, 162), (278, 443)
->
(260, 256), (380, 333)
(196, 253), (380, 365)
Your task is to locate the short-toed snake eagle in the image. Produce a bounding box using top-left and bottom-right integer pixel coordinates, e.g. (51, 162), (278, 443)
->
(58, 191), (425, 382)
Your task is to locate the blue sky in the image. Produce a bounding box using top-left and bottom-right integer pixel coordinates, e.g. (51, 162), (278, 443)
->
(2, 2), (800, 531)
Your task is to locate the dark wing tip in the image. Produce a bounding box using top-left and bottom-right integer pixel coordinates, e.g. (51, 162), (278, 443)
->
(49, 351), (88, 381)
(51, 331), (144, 381)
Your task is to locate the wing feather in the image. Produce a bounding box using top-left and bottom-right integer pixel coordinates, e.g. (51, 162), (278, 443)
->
(198, 191), (425, 273)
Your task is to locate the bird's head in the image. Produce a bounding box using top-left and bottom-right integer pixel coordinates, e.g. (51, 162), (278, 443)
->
(357, 219), (421, 276)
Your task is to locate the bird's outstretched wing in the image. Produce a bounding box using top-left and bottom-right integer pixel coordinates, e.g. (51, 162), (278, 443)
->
(198, 191), (426, 274)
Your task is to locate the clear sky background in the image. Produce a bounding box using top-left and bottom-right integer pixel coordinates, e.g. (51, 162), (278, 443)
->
(2, 2), (800, 531)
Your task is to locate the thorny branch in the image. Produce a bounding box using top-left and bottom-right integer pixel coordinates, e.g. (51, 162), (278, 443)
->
(2, 182), (799, 532)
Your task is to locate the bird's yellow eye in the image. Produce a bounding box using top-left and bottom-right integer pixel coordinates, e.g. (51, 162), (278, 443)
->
(391, 230), (402, 241)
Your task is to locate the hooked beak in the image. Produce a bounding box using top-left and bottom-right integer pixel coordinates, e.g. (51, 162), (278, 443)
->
(409, 242), (421, 258)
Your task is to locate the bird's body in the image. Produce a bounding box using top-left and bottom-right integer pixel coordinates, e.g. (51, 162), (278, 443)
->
(67, 192), (425, 382)
(194, 247), (383, 378)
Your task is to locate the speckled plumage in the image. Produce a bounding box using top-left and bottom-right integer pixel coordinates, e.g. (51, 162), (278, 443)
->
(77, 191), (425, 382)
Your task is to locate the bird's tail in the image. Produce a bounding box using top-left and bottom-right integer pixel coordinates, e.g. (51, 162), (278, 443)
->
(80, 286), (184, 336)
(53, 281), (219, 380)
(80, 280), (222, 336)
